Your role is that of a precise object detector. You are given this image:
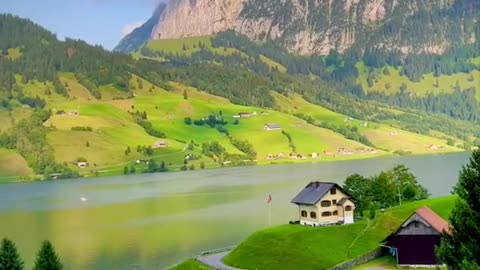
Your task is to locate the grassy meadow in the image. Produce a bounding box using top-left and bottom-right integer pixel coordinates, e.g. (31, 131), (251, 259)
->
(271, 92), (458, 155)
(145, 35), (241, 57)
(224, 196), (455, 270)
(0, 67), (465, 179)
(357, 62), (480, 100)
(0, 148), (33, 178)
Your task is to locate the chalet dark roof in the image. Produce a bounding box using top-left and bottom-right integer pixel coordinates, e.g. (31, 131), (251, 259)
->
(337, 197), (349, 205)
(416, 206), (450, 234)
(291, 182), (336, 205)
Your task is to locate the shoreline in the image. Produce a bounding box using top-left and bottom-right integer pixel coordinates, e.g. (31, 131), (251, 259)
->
(0, 150), (467, 184)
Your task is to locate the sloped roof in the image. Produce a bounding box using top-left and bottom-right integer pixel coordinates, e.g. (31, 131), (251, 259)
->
(290, 181), (356, 206)
(415, 206), (450, 234)
(337, 197), (350, 205)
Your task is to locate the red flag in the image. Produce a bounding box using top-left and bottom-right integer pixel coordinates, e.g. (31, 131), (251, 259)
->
(267, 194), (272, 204)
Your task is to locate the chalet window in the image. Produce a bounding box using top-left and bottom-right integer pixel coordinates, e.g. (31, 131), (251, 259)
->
(345, 205), (353, 211)
(333, 210), (338, 216)
(310, 212), (317, 219)
(332, 199), (337, 205)
(301, 210), (307, 217)
(320, 200), (332, 207)
(330, 188), (336, 195)
(321, 211), (332, 217)
(414, 221), (419, 228)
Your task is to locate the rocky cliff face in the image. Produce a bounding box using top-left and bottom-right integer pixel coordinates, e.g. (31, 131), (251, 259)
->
(117, 0), (478, 55)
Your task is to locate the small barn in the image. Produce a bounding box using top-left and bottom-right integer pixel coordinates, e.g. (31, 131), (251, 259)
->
(383, 206), (450, 267)
(264, 124), (281, 131)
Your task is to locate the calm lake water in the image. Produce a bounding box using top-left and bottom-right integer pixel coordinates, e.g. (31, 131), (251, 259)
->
(0, 153), (469, 269)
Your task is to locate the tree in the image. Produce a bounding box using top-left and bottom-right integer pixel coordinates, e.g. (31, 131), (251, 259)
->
(0, 238), (24, 270)
(32, 241), (62, 270)
(184, 117), (192, 125)
(159, 161), (167, 172)
(129, 166), (136, 174)
(200, 162), (205, 169)
(437, 150), (480, 269)
(85, 141), (90, 148)
(123, 166), (129, 175)
(183, 89), (188, 100)
(147, 159), (158, 173)
(343, 174), (371, 216)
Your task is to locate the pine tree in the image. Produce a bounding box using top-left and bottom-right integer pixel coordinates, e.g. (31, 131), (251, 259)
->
(437, 150), (480, 270)
(0, 238), (24, 270)
(32, 241), (62, 270)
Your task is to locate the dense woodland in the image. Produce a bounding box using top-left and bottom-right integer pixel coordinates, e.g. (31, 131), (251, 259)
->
(1, 14), (480, 177)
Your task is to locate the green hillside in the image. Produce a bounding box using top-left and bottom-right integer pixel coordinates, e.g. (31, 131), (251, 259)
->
(357, 62), (480, 100)
(224, 197), (455, 270)
(0, 15), (476, 181)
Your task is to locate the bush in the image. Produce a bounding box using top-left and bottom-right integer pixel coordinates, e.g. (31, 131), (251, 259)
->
(71, 126), (93, 131)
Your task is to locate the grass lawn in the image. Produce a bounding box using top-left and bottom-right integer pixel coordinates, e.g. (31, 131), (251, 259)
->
(169, 259), (213, 270)
(224, 197), (455, 270)
(357, 62), (480, 100)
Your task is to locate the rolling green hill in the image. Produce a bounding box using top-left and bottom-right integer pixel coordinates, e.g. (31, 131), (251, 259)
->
(224, 197), (455, 270)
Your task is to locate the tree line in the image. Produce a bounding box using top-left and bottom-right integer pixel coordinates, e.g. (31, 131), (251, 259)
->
(0, 238), (62, 270)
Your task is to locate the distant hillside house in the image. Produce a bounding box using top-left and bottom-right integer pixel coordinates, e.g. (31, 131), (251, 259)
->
(77, 162), (87, 169)
(291, 182), (356, 226)
(264, 124), (281, 131)
(238, 112), (252, 118)
(153, 140), (168, 149)
(383, 206), (450, 267)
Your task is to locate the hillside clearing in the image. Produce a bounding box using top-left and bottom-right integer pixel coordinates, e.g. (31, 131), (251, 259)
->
(0, 148), (33, 177)
(224, 197), (455, 270)
(357, 62), (480, 100)
(169, 259), (213, 270)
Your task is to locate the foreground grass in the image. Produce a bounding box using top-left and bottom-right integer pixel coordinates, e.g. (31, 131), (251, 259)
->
(224, 197), (455, 270)
(169, 259), (213, 270)
(352, 256), (445, 270)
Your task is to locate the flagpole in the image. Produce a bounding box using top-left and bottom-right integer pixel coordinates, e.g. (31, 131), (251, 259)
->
(268, 201), (272, 227)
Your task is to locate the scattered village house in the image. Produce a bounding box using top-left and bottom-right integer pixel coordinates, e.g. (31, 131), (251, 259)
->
(77, 162), (87, 169)
(383, 206), (450, 267)
(153, 140), (168, 149)
(264, 124), (281, 131)
(235, 112), (252, 118)
(291, 182), (355, 226)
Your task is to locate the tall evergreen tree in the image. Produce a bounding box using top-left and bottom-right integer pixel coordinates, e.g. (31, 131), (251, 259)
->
(437, 150), (480, 270)
(0, 238), (24, 270)
(32, 241), (63, 270)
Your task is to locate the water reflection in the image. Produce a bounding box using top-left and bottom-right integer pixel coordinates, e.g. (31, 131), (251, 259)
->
(0, 153), (469, 269)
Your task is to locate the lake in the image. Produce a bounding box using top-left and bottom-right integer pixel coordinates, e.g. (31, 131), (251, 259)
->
(0, 152), (469, 269)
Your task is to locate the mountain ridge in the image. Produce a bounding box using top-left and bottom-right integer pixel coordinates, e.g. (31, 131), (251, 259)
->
(116, 0), (479, 56)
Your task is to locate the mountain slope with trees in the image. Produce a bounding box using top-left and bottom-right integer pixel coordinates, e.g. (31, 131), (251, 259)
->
(0, 14), (476, 181)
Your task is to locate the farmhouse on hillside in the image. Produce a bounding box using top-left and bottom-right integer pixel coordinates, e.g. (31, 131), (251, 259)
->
(291, 182), (356, 226)
(264, 124), (281, 131)
(153, 140), (168, 149)
(383, 206), (450, 267)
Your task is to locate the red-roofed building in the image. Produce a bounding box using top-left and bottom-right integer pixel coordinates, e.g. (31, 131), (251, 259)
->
(383, 206), (450, 267)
